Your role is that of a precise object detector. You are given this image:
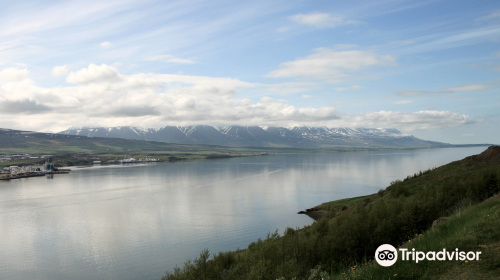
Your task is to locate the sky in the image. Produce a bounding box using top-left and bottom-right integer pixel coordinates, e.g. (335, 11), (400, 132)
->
(0, 0), (499, 144)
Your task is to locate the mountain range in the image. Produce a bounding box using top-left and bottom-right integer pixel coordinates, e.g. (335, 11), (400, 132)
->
(58, 126), (447, 148)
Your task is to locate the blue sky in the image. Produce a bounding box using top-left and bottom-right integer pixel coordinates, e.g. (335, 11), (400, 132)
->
(0, 0), (499, 144)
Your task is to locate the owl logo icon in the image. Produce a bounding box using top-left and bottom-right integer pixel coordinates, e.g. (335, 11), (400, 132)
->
(375, 244), (398, 267)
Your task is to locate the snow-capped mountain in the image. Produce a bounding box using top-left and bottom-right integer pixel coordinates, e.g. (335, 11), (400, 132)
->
(58, 125), (446, 148)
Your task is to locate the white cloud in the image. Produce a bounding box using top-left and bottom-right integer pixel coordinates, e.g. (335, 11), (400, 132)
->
(267, 48), (396, 82)
(66, 64), (122, 84)
(477, 10), (500, 21)
(264, 82), (318, 94)
(99, 41), (112, 49)
(462, 134), (474, 137)
(145, 55), (171, 61)
(397, 83), (496, 96)
(397, 90), (430, 96)
(0, 98), (51, 114)
(51, 65), (68, 77)
(349, 110), (475, 130)
(0, 65), (477, 134)
(335, 85), (362, 91)
(153, 73), (254, 89)
(145, 55), (195, 64)
(166, 58), (195, 64)
(0, 64), (341, 132)
(290, 12), (357, 28)
(333, 44), (358, 50)
(393, 40), (415, 46)
(0, 68), (29, 81)
(392, 100), (413, 104)
(442, 83), (492, 92)
(400, 25), (500, 55)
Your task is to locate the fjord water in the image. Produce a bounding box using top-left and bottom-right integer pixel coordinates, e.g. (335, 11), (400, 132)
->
(0, 147), (487, 279)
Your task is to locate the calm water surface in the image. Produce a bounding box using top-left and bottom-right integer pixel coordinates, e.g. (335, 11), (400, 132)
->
(0, 146), (487, 279)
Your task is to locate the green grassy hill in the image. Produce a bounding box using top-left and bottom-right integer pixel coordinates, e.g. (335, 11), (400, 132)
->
(334, 194), (500, 279)
(160, 146), (500, 280)
(0, 128), (244, 154)
(0, 128), (271, 167)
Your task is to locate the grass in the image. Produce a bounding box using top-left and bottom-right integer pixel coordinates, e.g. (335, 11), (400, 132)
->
(335, 194), (500, 279)
(316, 157), (490, 217)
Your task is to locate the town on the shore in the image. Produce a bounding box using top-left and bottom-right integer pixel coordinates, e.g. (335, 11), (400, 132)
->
(0, 154), (159, 181)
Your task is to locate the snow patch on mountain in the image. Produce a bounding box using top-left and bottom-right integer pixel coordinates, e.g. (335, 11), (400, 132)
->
(58, 125), (443, 148)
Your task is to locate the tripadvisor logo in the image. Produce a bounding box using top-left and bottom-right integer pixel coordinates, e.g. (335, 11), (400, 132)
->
(375, 244), (482, 267)
(375, 244), (398, 267)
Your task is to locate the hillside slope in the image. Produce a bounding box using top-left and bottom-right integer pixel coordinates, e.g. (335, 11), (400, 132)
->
(0, 128), (248, 154)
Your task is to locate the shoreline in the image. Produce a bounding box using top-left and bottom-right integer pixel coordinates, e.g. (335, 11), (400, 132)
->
(0, 152), (268, 168)
(2, 144), (493, 168)
(303, 210), (329, 221)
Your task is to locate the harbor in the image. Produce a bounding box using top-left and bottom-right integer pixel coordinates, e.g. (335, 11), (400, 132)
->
(0, 172), (46, 180)
(0, 155), (162, 181)
(0, 160), (71, 181)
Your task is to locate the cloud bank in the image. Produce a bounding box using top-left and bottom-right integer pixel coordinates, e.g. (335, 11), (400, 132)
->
(51, 65), (68, 77)
(397, 83), (497, 96)
(0, 64), (340, 131)
(0, 68), (30, 81)
(0, 64), (475, 133)
(349, 110), (475, 130)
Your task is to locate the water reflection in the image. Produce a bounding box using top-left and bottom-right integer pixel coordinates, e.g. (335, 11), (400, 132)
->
(0, 147), (487, 279)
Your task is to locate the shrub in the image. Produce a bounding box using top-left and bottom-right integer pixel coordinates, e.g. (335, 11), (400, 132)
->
(308, 266), (331, 280)
(391, 183), (410, 198)
(284, 227), (296, 236)
(378, 189), (385, 197)
(484, 171), (499, 197)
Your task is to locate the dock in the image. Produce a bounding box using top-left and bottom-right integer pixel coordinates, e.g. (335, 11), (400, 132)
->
(0, 173), (46, 180)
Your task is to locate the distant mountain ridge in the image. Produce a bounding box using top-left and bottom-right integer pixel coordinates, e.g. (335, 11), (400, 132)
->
(58, 126), (447, 148)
